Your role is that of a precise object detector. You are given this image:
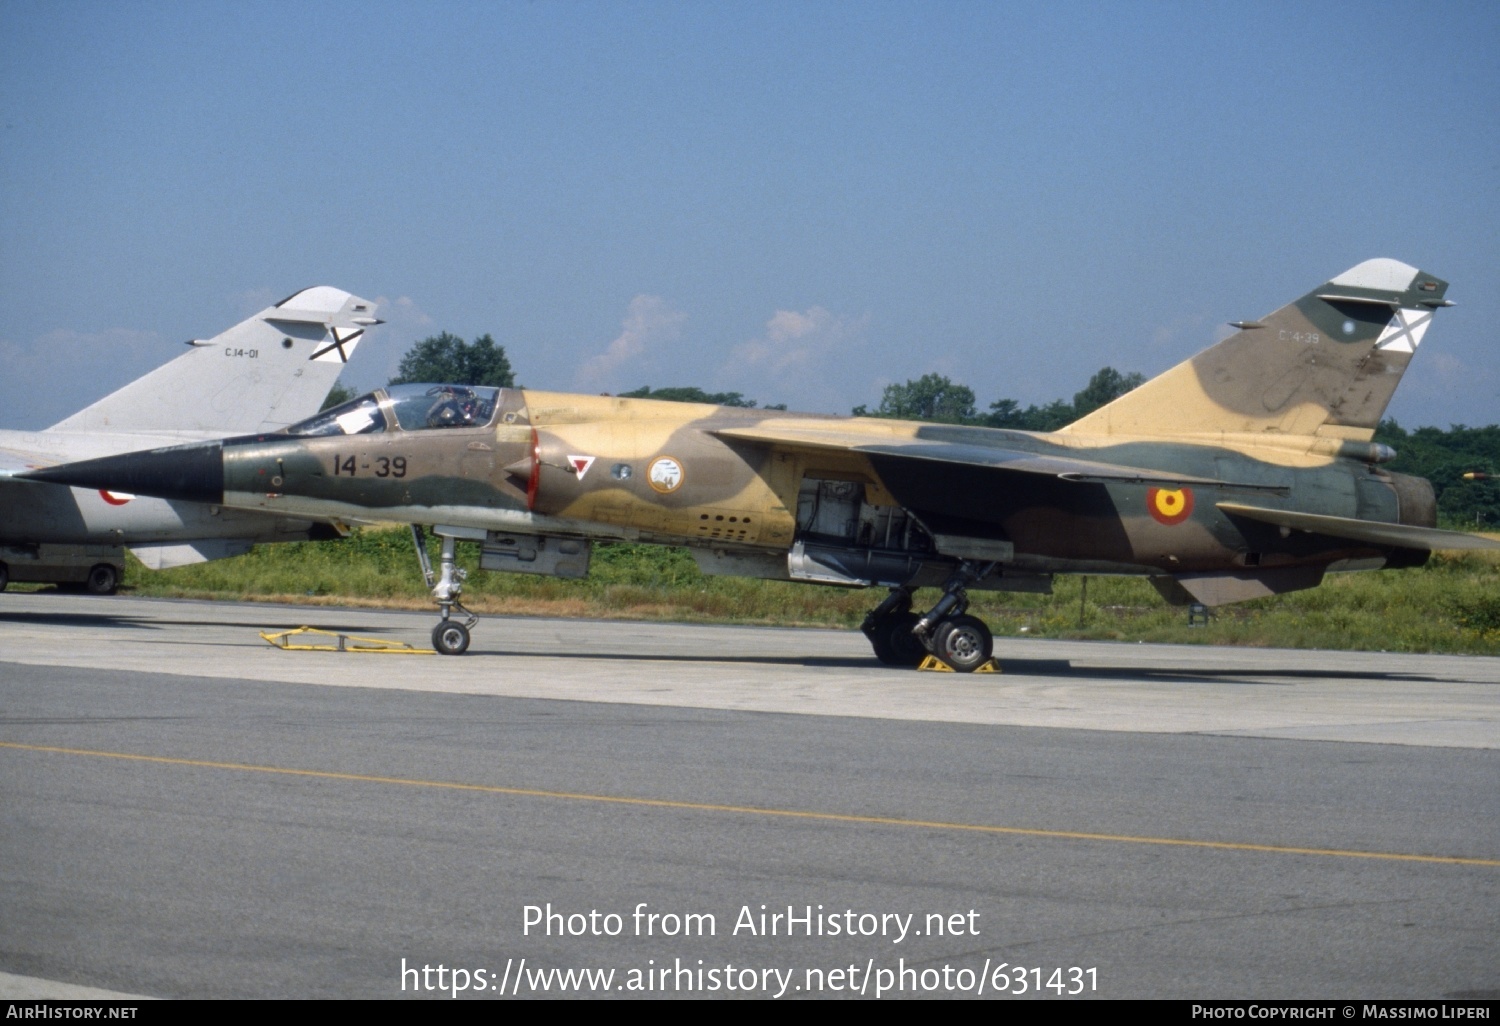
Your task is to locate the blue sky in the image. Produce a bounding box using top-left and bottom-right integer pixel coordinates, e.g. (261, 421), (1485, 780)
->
(3, 0), (1496, 429)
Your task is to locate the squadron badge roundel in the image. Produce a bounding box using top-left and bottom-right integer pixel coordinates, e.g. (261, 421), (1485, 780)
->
(1147, 487), (1194, 525)
(647, 456), (684, 494)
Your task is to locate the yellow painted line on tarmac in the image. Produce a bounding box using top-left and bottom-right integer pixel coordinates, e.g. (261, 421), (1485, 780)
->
(4, 740), (1497, 868)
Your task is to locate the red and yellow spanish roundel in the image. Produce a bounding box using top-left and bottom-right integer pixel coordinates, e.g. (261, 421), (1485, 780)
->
(1147, 486), (1194, 526)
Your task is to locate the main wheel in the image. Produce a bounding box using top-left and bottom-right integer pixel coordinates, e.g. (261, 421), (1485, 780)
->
(886, 611), (928, 666)
(85, 563), (120, 595)
(932, 614), (993, 672)
(865, 618), (897, 664)
(432, 621), (471, 655)
(866, 610), (927, 666)
(0, 561), (7, 592)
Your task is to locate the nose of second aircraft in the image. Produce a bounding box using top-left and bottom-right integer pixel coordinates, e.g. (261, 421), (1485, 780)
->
(20, 441), (225, 505)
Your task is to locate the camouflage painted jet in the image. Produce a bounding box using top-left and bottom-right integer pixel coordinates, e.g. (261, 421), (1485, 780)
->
(0, 287), (379, 592)
(23, 259), (1499, 666)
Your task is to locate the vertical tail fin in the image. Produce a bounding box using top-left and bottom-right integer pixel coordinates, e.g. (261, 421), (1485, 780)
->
(1062, 259), (1450, 440)
(49, 286), (381, 435)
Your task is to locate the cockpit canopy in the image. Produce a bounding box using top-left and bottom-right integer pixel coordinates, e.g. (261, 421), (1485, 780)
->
(286, 384), (502, 437)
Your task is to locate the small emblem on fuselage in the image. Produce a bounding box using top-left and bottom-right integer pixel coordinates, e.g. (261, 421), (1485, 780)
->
(1147, 486), (1194, 525)
(647, 456), (684, 493)
(568, 454), (596, 480)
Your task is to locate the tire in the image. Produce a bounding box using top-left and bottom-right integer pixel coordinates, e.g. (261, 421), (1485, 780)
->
(85, 563), (121, 596)
(866, 610), (927, 666)
(932, 614), (993, 672)
(0, 562), (7, 592)
(865, 620), (898, 664)
(432, 621), (471, 656)
(886, 611), (929, 666)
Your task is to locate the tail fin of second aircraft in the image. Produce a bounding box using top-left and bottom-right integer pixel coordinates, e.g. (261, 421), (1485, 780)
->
(1062, 259), (1451, 441)
(48, 287), (381, 436)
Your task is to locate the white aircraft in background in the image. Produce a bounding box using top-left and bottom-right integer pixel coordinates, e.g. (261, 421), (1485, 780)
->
(0, 286), (379, 592)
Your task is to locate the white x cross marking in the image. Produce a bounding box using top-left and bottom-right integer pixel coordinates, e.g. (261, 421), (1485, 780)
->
(1374, 308), (1432, 354)
(310, 327), (364, 363)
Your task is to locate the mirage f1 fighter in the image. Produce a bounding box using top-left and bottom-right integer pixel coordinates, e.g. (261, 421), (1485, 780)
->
(24, 259), (1499, 666)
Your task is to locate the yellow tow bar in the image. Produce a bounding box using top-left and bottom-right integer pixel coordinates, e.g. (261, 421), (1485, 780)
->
(259, 626), (435, 655)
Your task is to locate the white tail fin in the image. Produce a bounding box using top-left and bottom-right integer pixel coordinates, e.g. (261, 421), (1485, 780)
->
(49, 286), (380, 435)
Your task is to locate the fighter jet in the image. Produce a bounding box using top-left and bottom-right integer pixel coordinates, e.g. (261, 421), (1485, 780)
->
(24, 259), (1499, 666)
(0, 287), (379, 592)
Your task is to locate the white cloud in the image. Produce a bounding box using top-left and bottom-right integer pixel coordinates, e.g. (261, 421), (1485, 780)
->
(378, 294), (434, 329)
(577, 295), (687, 389)
(735, 307), (860, 375)
(726, 307), (869, 409)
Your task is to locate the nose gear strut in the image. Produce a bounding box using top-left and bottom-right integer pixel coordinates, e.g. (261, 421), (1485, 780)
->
(411, 524), (479, 655)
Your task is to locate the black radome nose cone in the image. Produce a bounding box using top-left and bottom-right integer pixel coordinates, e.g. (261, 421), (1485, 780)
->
(22, 442), (224, 504)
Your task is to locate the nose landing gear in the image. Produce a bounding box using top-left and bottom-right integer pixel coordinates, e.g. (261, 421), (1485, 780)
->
(432, 619), (472, 656)
(411, 525), (479, 655)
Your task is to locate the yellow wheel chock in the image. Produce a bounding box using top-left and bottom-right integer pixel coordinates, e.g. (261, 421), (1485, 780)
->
(917, 654), (1001, 673)
(260, 626), (435, 654)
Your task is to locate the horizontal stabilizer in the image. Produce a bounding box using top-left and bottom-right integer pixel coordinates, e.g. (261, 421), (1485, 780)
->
(1217, 502), (1500, 551)
(1151, 567), (1326, 607)
(130, 540), (254, 569)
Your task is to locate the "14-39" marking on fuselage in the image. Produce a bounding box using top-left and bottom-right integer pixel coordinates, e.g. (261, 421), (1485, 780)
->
(332, 454), (408, 477)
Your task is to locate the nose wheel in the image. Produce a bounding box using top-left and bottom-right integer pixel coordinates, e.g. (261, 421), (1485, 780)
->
(432, 620), (471, 655)
(412, 525), (479, 655)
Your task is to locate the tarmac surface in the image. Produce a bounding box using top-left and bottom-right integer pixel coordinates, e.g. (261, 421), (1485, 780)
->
(1, 592), (1497, 999)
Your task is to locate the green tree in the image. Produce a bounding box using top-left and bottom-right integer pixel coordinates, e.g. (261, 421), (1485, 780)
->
(982, 398), (1025, 428)
(980, 397), (1070, 430)
(619, 385), (759, 407)
(389, 332), (515, 388)
(1376, 420), (1500, 528)
(856, 367), (1145, 429)
(1071, 366), (1146, 418)
(1018, 399), (1079, 432)
(854, 373), (978, 423)
(319, 381), (358, 410)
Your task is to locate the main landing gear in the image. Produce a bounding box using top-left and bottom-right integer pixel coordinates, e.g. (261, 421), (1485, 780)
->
(860, 562), (996, 672)
(411, 525), (478, 655)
